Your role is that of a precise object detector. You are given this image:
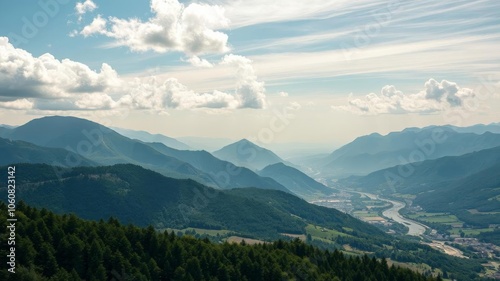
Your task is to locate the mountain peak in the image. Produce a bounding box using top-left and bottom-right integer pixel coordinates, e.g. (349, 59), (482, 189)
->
(235, 138), (254, 145)
(213, 139), (284, 171)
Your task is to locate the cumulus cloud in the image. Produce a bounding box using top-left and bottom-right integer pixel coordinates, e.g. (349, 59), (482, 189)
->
(80, 15), (107, 37)
(0, 37), (120, 101)
(186, 55), (213, 68)
(80, 0), (230, 56)
(278, 91), (289, 97)
(75, 0), (97, 21)
(0, 99), (34, 110)
(0, 37), (266, 112)
(221, 54), (266, 109)
(333, 79), (475, 115)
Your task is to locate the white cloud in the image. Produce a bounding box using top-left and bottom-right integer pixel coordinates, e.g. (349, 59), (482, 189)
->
(278, 91), (289, 97)
(120, 77), (240, 110)
(75, 0), (97, 21)
(221, 54), (266, 109)
(186, 56), (213, 68)
(0, 99), (34, 110)
(80, 15), (107, 37)
(80, 0), (230, 55)
(333, 79), (476, 115)
(0, 37), (266, 112)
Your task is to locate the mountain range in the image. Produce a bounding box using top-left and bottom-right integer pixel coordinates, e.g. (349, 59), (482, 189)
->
(0, 116), (311, 195)
(310, 126), (500, 179)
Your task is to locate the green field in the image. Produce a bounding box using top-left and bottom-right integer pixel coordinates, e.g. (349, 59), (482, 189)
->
(449, 228), (495, 236)
(408, 212), (462, 225)
(305, 224), (351, 240)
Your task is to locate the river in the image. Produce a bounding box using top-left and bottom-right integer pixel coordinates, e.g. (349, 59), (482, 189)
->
(355, 191), (427, 236)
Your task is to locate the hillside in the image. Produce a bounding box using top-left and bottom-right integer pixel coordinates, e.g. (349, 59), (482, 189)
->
(4, 163), (375, 239)
(0, 137), (95, 167)
(414, 162), (500, 227)
(0, 202), (439, 281)
(259, 162), (335, 199)
(0, 163), (485, 279)
(213, 139), (284, 171)
(1, 163), (484, 280)
(318, 127), (500, 178)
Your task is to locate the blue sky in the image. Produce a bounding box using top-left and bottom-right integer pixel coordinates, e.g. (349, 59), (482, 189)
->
(0, 0), (499, 147)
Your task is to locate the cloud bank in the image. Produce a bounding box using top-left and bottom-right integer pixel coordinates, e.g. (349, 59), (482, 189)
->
(80, 0), (230, 55)
(0, 37), (265, 112)
(333, 79), (475, 115)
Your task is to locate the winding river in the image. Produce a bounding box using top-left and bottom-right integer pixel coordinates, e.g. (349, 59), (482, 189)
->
(355, 191), (427, 236)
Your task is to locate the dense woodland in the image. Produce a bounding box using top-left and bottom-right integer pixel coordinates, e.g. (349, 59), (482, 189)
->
(0, 202), (443, 281)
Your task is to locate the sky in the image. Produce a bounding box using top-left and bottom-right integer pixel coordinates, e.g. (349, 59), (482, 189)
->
(0, 0), (499, 149)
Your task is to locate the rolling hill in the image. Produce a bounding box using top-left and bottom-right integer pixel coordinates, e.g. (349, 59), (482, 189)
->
(259, 162), (335, 199)
(213, 139), (285, 171)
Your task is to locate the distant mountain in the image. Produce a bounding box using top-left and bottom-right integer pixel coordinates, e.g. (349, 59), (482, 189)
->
(319, 126), (500, 178)
(446, 123), (500, 134)
(259, 163), (335, 199)
(111, 127), (191, 150)
(0, 124), (16, 129)
(0, 137), (95, 167)
(177, 136), (234, 151)
(213, 139), (284, 171)
(6, 116), (212, 182)
(342, 145), (500, 194)
(6, 163), (381, 240)
(146, 142), (291, 193)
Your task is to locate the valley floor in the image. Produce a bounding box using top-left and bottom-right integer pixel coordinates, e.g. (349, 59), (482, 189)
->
(310, 188), (500, 279)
